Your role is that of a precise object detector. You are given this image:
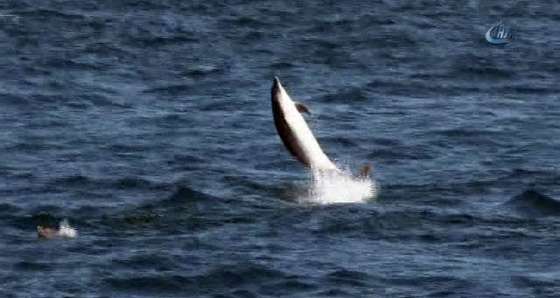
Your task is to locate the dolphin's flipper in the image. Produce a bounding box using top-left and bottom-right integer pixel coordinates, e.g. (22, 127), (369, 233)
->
(295, 103), (311, 114)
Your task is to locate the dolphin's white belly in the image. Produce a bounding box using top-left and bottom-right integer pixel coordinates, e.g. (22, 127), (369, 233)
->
(277, 84), (339, 171)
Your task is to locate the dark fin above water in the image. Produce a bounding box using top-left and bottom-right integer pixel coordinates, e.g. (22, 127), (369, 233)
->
(506, 189), (560, 217)
(295, 102), (311, 114)
(360, 163), (372, 177)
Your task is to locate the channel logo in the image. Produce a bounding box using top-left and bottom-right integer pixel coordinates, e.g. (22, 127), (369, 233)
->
(485, 21), (514, 45)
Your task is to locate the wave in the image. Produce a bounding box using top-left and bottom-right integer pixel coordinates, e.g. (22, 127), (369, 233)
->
(16, 8), (87, 21)
(165, 185), (217, 203)
(46, 175), (162, 191)
(104, 263), (292, 296)
(105, 274), (189, 295)
(327, 269), (370, 287)
(319, 87), (366, 103)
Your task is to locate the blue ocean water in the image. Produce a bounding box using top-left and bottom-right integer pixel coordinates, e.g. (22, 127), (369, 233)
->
(1, 0), (559, 297)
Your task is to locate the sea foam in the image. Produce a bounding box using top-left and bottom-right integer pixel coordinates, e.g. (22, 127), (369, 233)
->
(304, 167), (377, 205)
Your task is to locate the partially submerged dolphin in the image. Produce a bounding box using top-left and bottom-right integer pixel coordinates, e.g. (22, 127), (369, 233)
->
(271, 77), (372, 176)
(37, 219), (77, 239)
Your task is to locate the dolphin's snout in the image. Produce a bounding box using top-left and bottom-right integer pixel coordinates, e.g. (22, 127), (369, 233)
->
(273, 76), (282, 90)
(271, 77), (283, 99)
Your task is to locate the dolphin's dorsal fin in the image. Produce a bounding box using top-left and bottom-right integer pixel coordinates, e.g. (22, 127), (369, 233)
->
(295, 102), (311, 114)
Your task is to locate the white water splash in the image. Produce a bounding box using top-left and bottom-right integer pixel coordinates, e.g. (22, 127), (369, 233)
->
(58, 219), (77, 238)
(302, 168), (377, 205)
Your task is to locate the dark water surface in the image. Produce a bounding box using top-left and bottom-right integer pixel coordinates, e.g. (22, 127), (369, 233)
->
(1, 0), (559, 297)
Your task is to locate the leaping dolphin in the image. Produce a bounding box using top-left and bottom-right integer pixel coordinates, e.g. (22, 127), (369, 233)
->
(271, 77), (342, 172)
(271, 77), (376, 203)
